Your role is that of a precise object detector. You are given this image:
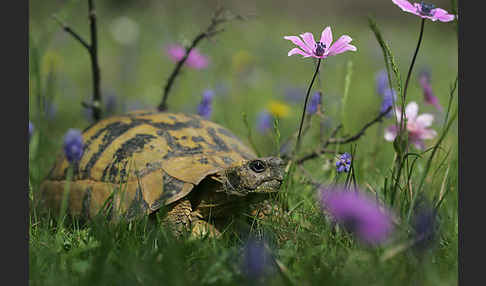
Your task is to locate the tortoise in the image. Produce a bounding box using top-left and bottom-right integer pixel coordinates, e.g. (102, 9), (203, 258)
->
(40, 110), (285, 237)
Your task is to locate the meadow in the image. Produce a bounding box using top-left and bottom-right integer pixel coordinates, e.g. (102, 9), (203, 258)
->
(29, 0), (458, 285)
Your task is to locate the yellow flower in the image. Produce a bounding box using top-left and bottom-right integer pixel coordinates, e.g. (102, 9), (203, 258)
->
(268, 100), (291, 118)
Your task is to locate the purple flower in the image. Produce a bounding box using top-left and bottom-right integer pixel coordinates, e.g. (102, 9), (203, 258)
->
(84, 92), (119, 121)
(335, 152), (352, 173)
(380, 88), (397, 117)
(392, 0), (455, 22)
(241, 238), (274, 281)
(284, 26), (357, 59)
(384, 101), (437, 150)
(104, 93), (118, 115)
(319, 186), (394, 245)
(29, 121), (34, 142)
(197, 89), (215, 119)
(376, 69), (389, 96)
(166, 44), (209, 70)
(411, 203), (438, 252)
(43, 97), (57, 120)
(307, 91), (322, 115)
(256, 110), (273, 134)
(63, 129), (84, 164)
(419, 70), (442, 111)
(375, 70), (397, 117)
(283, 86), (305, 103)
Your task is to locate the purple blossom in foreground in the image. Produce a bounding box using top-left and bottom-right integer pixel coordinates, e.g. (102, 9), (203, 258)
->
(257, 110), (273, 134)
(29, 121), (34, 142)
(284, 26), (357, 59)
(392, 0), (455, 22)
(319, 186), (394, 245)
(197, 90), (215, 119)
(307, 91), (322, 115)
(166, 44), (209, 70)
(241, 238), (274, 281)
(418, 70), (442, 111)
(335, 152), (352, 173)
(63, 129), (84, 164)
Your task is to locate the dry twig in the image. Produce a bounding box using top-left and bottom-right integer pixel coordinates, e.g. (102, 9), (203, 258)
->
(52, 0), (102, 121)
(158, 7), (244, 112)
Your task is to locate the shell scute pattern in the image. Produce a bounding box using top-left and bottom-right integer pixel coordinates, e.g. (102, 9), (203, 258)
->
(41, 112), (256, 220)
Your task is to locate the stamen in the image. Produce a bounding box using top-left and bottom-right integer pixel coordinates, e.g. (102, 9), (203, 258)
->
(419, 1), (435, 16)
(315, 42), (326, 56)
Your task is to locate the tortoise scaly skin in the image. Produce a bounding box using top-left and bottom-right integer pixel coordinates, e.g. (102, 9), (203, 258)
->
(40, 110), (285, 237)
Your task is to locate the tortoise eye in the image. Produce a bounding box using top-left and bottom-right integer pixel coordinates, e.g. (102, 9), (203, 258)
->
(249, 160), (266, 173)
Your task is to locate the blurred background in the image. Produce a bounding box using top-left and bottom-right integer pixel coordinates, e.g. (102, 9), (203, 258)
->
(29, 0), (457, 178)
(29, 2), (458, 284)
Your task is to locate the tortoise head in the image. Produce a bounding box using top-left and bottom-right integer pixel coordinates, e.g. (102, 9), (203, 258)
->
(217, 157), (285, 196)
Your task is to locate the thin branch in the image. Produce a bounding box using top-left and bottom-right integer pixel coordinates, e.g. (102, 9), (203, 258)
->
(51, 0), (102, 122)
(88, 0), (102, 121)
(295, 149), (336, 165)
(326, 106), (392, 145)
(51, 15), (90, 50)
(158, 7), (243, 112)
(296, 107), (391, 165)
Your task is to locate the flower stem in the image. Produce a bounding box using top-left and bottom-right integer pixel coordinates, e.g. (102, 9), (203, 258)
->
(400, 18), (425, 130)
(295, 58), (321, 155)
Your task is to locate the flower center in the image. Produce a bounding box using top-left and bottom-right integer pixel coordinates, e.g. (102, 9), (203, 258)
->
(419, 1), (435, 16)
(315, 42), (326, 56)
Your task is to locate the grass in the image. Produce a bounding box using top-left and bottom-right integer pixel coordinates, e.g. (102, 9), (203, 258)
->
(29, 1), (458, 285)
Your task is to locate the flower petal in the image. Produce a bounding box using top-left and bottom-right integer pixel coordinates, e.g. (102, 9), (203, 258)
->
(405, 102), (419, 120)
(319, 27), (333, 48)
(420, 129), (437, 140)
(287, 48), (311, 57)
(327, 35), (356, 56)
(416, 113), (434, 127)
(393, 0), (419, 14)
(384, 126), (398, 142)
(300, 32), (317, 53)
(284, 36), (313, 54)
(432, 8), (455, 22)
(411, 139), (426, 150)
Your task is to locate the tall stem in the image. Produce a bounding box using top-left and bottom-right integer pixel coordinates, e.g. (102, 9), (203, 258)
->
(295, 58), (321, 155)
(400, 18), (425, 131)
(391, 18), (425, 208)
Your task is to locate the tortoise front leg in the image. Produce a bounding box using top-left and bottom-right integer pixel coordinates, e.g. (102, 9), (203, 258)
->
(190, 219), (221, 238)
(164, 199), (221, 238)
(164, 199), (193, 237)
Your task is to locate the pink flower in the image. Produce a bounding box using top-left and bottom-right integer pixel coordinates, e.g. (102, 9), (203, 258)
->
(166, 44), (209, 70)
(392, 0), (455, 22)
(284, 26), (357, 59)
(384, 101), (437, 150)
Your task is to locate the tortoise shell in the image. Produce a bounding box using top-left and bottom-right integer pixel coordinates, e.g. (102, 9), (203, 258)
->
(40, 110), (257, 221)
